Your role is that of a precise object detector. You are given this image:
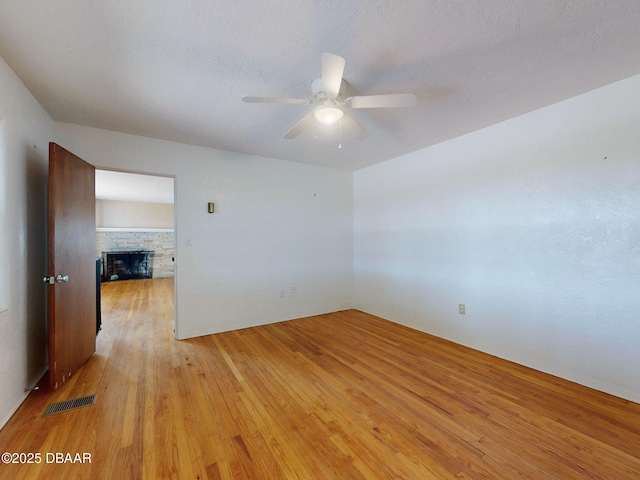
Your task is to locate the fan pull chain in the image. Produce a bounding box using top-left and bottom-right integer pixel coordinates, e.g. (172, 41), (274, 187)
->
(338, 119), (342, 149)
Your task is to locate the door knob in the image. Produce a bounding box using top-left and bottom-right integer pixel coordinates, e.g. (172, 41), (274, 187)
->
(43, 275), (69, 284)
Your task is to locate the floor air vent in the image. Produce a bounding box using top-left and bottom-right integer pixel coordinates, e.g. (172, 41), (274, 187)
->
(43, 394), (97, 417)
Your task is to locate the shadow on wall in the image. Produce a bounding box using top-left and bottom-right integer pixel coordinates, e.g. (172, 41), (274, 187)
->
(0, 120), (6, 312)
(24, 140), (48, 386)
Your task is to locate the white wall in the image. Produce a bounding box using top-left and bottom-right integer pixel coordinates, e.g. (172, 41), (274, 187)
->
(96, 199), (174, 228)
(354, 74), (640, 403)
(54, 123), (353, 339)
(0, 56), (52, 427)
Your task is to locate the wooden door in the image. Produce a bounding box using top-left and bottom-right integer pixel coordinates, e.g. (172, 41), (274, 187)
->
(46, 143), (96, 389)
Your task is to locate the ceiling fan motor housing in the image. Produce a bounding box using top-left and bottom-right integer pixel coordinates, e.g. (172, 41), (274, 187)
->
(311, 77), (345, 105)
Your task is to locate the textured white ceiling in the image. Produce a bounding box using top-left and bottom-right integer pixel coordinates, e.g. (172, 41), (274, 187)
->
(1, 1), (639, 171)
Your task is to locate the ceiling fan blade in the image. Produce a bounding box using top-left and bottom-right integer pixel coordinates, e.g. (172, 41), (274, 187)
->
(283, 113), (315, 139)
(321, 53), (346, 97)
(242, 96), (309, 105)
(347, 93), (417, 109)
(341, 115), (368, 140)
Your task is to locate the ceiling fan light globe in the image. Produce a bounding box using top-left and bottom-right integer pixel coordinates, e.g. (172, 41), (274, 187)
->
(314, 107), (343, 125)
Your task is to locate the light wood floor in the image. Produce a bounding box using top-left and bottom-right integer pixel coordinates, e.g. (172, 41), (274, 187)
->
(1, 278), (639, 479)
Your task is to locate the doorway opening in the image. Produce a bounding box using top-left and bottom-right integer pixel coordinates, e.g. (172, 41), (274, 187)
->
(95, 169), (176, 335)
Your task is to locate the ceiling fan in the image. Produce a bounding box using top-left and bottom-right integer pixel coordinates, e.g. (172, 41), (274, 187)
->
(242, 53), (417, 140)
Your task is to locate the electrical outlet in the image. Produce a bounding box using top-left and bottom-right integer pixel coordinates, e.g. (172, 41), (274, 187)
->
(290, 287), (297, 297)
(279, 289), (285, 298)
(459, 304), (466, 315)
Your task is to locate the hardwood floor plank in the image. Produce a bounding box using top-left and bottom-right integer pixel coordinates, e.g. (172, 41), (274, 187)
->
(0, 279), (639, 479)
